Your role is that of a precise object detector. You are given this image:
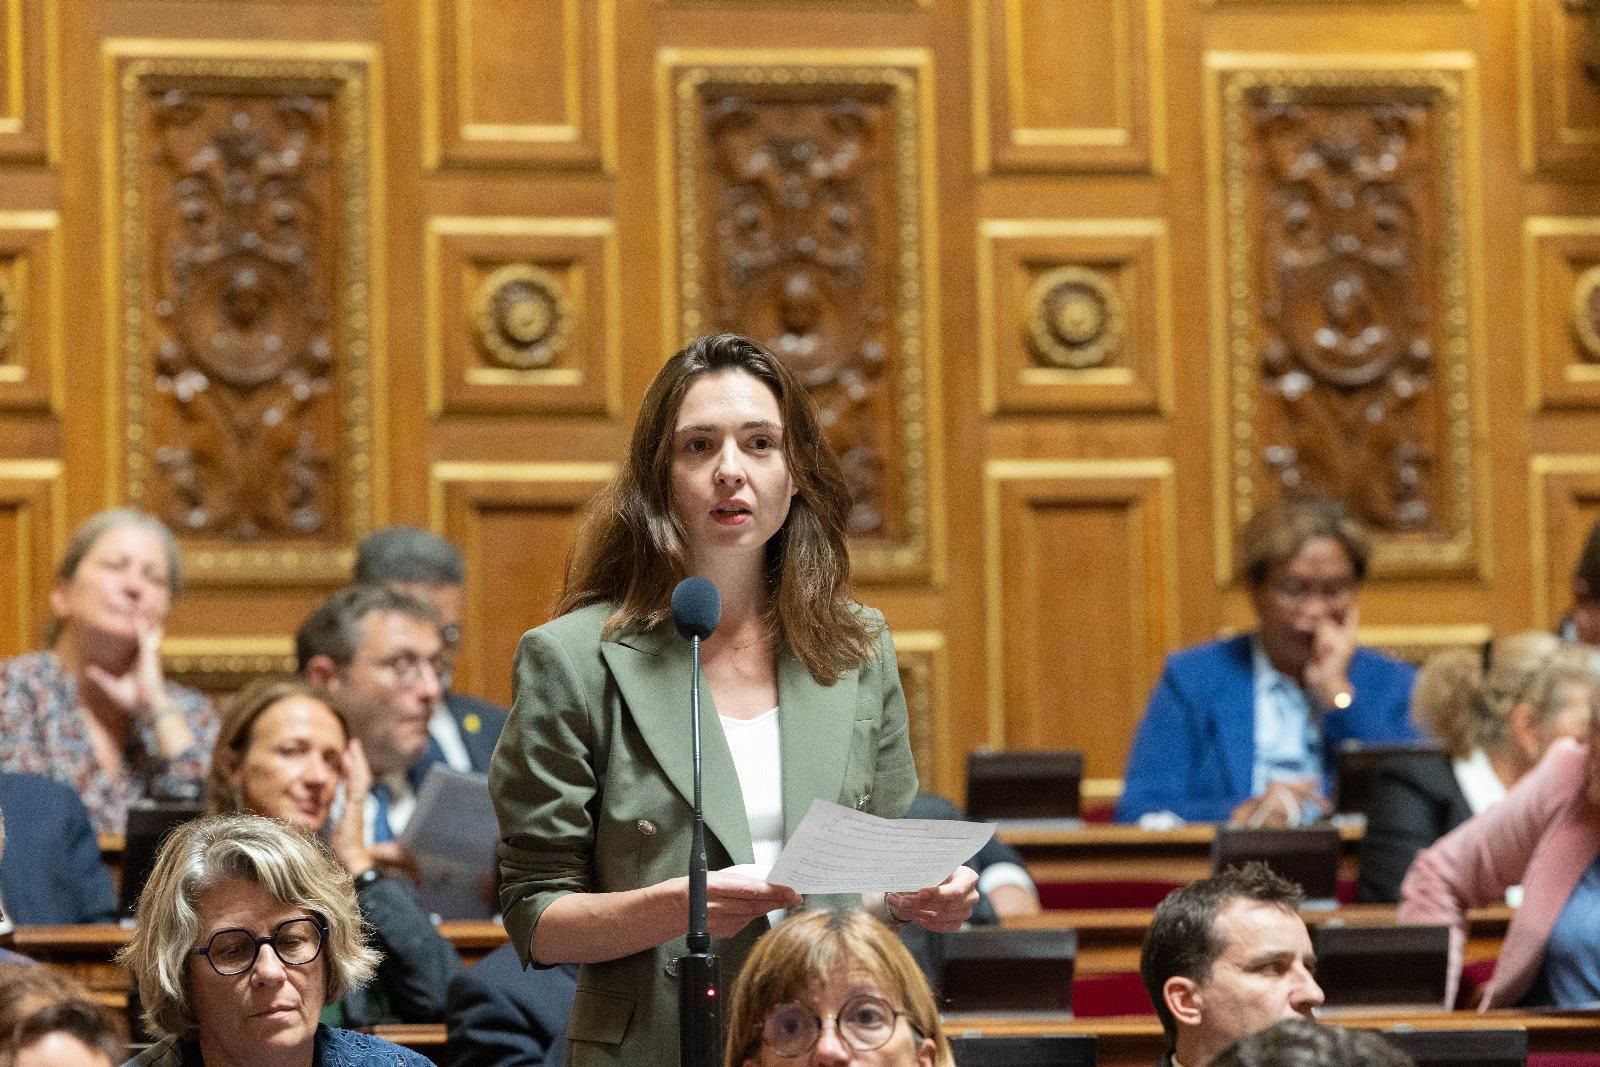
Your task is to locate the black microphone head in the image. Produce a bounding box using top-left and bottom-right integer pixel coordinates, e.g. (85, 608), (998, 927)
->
(671, 577), (721, 641)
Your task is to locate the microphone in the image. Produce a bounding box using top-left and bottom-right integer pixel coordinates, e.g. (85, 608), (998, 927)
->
(671, 577), (720, 1067)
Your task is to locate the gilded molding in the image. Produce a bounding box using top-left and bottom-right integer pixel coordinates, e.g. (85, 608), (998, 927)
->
(891, 630), (946, 796)
(1521, 217), (1600, 411)
(161, 635), (297, 679)
(1210, 57), (1478, 579)
(1026, 265), (1126, 370)
(105, 41), (377, 585)
(0, 274), (14, 363)
(663, 49), (936, 580)
(1571, 266), (1600, 362)
(0, 459), (64, 650)
(1528, 454), (1600, 626)
(472, 264), (570, 370)
(0, 210), (63, 410)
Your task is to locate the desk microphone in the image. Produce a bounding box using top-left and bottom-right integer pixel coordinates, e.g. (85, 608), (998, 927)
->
(671, 576), (721, 1067)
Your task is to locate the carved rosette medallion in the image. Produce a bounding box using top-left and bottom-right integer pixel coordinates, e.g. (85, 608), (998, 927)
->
(0, 276), (15, 364)
(1218, 65), (1475, 575)
(114, 49), (374, 583)
(1570, 266), (1600, 363)
(1025, 266), (1124, 370)
(671, 56), (932, 578)
(471, 264), (569, 370)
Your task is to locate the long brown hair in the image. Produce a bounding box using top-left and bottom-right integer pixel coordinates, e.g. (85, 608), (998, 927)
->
(207, 675), (349, 815)
(559, 333), (876, 682)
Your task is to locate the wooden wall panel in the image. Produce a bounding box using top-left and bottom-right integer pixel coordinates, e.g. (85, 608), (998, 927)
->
(0, 211), (60, 413)
(1530, 455), (1600, 631)
(429, 462), (613, 706)
(892, 630), (946, 796)
(977, 218), (1170, 414)
(984, 460), (1176, 782)
(972, 0), (1163, 173)
(0, 0), (52, 160)
(105, 40), (379, 587)
(1209, 55), (1480, 580)
(1524, 217), (1600, 410)
(0, 460), (60, 656)
(1519, 0), (1600, 176)
(424, 216), (620, 416)
(422, 0), (613, 170)
(662, 48), (940, 583)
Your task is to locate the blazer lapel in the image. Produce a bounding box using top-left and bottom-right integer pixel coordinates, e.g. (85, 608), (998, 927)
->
(780, 650), (858, 840)
(600, 625), (755, 866)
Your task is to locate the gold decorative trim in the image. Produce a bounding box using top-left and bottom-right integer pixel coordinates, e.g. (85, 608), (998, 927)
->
(0, 273), (15, 363)
(660, 47), (938, 581)
(1522, 217), (1600, 413)
(162, 635), (297, 678)
(0, 210), (63, 410)
(982, 458), (1179, 750)
(891, 630), (946, 796)
(1207, 54), (1480, 582)
(1529, 454), (1600, 627)
(103, 40), (379, 586)
(427, 460), (618, 531)
(1025, 265), (1126, 370)
(0, 460), (64, 650)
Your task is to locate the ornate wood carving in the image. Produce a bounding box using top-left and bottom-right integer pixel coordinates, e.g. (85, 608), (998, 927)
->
(1027, 266), (1125, 370)
(472, 264), (570, 370)
(1217, 64), (1475, 575)
(113, 48), (374, 583)
(672, 56), (932, 578)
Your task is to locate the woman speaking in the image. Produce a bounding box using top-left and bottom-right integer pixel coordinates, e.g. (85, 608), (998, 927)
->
(490, 333), (976, 1065)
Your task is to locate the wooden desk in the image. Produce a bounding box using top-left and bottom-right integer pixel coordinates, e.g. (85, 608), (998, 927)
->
(372, 1010), (1600, 1067)
(996, 823), (1366, 885)
(1005, 904), (1513, 976)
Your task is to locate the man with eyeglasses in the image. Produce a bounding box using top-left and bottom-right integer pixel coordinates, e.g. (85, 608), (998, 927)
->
(353, 527), (509, 791)
(297, 584), (447, 846)
(1117, 497), (1420, 825)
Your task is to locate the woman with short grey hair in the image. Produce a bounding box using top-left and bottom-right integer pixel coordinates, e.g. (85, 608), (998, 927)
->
(117, 813), (431, 1067)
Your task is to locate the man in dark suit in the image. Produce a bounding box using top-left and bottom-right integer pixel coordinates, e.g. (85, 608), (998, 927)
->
(0, 772), (117, 926)
(354, 526), (509, 787)
(1141, 864), (1323, 1067)
(444, 949), (578, 1067)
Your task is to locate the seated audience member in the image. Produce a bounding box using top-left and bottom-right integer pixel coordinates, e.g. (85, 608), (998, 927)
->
(0, 509), (216, 835)
(1209, 1019), (1415, 1067)
(1400, 701), (1600, 1008)
(906, 793), (1041, 920)
(1117, 497), (1418, 825)
(1359, 634), (1599, 902)
(0, 964), (123, 1067)
(353, 526), (508, 785)
(724, 908), (954, 1067)
(0, 772), (117, 925)
(1559, 515), (1600, 646)
(1141, 862), (1324, 1067)
(295, 585), (445, 844)
(209, 676), (461, 1024)
(117, 812), (434, 1067)
(444, 946), (578, 1067)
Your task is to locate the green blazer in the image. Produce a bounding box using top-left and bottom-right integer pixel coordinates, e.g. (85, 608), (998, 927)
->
(490, 601), (918, 1067)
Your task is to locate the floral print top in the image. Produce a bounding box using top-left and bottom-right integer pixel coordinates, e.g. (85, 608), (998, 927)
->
(0, 650), (217, 835)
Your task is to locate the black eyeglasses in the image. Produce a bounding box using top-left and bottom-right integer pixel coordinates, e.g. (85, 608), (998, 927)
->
(192, 917), (327, 977)
(760, 994), (911, 1057)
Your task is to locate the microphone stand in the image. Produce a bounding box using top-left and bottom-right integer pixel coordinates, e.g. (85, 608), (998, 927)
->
(679, 631), (720, 1067)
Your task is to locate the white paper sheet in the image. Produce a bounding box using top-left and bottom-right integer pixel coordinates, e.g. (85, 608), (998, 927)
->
(760, 799), (997, 894)
(398, 765), (498, 919)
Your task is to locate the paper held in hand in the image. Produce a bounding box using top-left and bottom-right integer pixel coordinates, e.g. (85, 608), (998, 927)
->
(731, 798), (997, 894)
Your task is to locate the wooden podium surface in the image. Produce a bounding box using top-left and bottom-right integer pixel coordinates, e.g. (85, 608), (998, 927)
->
(995, 822), (1366, 884)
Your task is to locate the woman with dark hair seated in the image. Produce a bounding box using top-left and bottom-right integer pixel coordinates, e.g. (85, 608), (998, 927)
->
(117, 812), (433, 1067)
(0, 963), (124, 1067)
(723, 908), (953, 1067)
(208, 676), (460, 1024)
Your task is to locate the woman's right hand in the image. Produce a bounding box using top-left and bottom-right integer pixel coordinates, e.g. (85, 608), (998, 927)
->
(698, 871), (801, 938)
(329, 738), (376, 877)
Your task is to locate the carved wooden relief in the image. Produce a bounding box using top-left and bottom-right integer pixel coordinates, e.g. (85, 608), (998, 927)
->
(0, 211), (61, 412)
(111, 45), (375, 584)
(1214, 61), (1476, 576)
(1524, 218), (1600, 409)
(425, 216), (619, 416)
(977, 218), (1171, 414)
(670, 53), (934, 579)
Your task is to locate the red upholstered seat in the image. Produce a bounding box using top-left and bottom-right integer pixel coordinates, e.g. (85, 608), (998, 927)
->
(1070, 972), (1154, 1018)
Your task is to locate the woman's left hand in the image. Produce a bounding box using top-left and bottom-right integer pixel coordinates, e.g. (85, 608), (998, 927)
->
(887, 865), (979, 933)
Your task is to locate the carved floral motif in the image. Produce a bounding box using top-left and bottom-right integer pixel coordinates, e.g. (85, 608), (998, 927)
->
(472, 264), (568, 369)
(1026, 266), (1124, 369)
(674, 62), (931, 576)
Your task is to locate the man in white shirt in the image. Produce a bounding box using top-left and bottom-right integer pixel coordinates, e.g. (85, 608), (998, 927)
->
(1140, 863), (1324, 1067)
(296, 585), (446, 845)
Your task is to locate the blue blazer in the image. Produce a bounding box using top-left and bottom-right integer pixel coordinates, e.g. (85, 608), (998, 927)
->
(0, 772), (117, 925)
(409, 691), (509, 790)
(445, 944), (577, 1067)
(1114, 634), (1418, 823)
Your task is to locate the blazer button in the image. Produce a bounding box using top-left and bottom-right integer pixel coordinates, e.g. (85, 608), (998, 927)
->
(665, 957), (679, 978)
(636, 819), (658, 836)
